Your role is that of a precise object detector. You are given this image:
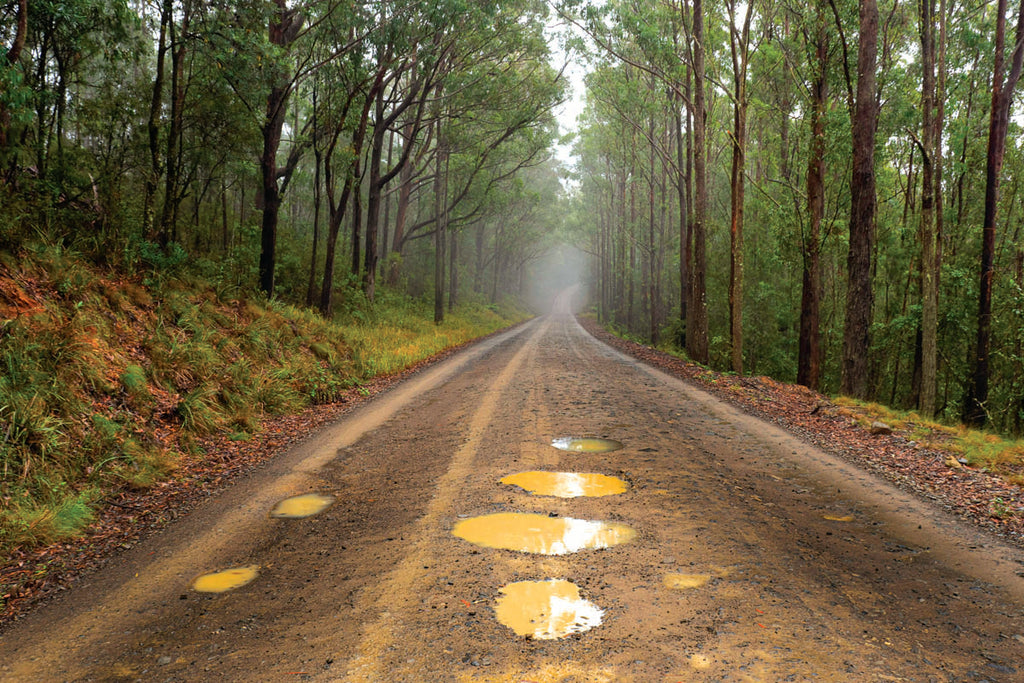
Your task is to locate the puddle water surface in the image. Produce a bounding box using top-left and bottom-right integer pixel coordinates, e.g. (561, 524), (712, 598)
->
(270, 492), (336, 518)
(494, 579), (603, 639)
(823, 514), (855, 522)
(453, 512), (635, 555)
(190, 565), (259, 593)
(500, 471), (628, 498)
(551, 437), (623, 453)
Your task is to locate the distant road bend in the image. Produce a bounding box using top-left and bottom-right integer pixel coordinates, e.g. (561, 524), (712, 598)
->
(2, 287), (1024, 682)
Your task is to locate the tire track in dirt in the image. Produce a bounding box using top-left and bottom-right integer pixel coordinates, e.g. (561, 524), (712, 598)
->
(337, 317), (552, 682)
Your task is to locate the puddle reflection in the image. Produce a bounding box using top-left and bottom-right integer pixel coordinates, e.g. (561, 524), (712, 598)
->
(494, 579), (603, 639)
(453, 512), (635, 555)
(822, 514), (854, 522)
(270, 492), (336, 519)
(551, 437), (624, 453)
(500, 471), (628, 498)
(191, 565), (259, 593)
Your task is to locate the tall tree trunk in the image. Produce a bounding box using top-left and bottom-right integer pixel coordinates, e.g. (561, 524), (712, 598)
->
(388, 121), (415, 285)
(671, 1), (689, 338)
(727, 0), (752, 375)
(474, 223), (485, 294)
(306, 84), (322, 307)
(144, 0), (172, 242)
(689, 0), (710, 364)
(363, 93), (386, 301)
(381, 128), (394, 278)
(221, 177), (230, 251)
(965, 0), (1024, 425)
(259, 0), (302, 297)
(0, 0), (28, 157)
(159, 1), (189, 246)
(798, 0), (826, 391)
(434, 126), (449, 324)
(675, 101), (688, 335)
(350, 164), (364, 277)
(448, 227), (458, 312)
(918, 0), (939, 416)
(320, 95), (372, 316)
(840, 0), (880, 399)
(648, 115), (657, 343)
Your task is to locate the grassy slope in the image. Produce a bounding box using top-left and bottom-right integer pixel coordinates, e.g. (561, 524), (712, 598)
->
(0, 244), (527, 554)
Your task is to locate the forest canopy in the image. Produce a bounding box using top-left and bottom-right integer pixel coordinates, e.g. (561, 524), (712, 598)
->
(561, 0), (1024, 435)
(1, 0), (1023, 435)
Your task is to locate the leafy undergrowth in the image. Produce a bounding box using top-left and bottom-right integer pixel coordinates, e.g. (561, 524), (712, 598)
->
(0, 243), (526, 562)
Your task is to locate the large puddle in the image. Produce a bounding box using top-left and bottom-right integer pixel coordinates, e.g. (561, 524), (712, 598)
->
(270, 492), (336, 519)
(452, 512), (635, 555)
(551, 437), (624, 453)
(494, 579), (603, 639)
(500, 471), (628, 498)
(190, 565), (259, 593)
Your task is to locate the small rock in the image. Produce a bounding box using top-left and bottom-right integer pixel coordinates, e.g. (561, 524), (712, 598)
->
(157, 656), (172, 666)
(945, 456), (963, 469)
(870, 421), (893, 435)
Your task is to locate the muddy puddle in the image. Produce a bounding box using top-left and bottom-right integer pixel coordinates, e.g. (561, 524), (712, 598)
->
(550, 437), (623, 453)
(494, 579), (603, 639)
(190, 566), (259, 593)
(500, 471), (628, 498)
(823, 514), (855, 522)
(270, 492), (336, 519)
(452, 512), (635, 555)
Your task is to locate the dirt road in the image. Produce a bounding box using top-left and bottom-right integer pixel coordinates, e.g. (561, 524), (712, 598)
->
(3, 289), (1024, 682)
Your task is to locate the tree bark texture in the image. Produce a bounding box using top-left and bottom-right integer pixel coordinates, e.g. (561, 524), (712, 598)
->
(840, 0), (879, 399)
(919, 0), (939, 416)
(688, 0), (710, 364)
(259, 0), (302, 297)
(798, 0), (827, 391)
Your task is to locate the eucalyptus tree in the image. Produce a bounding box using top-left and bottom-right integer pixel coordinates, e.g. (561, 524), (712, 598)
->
(837, 0), (880, 399)
(965, 0), (1024, 427)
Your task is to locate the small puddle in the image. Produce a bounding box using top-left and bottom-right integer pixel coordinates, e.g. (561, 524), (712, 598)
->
(270, 492), (336, 519)
(664, 573), (711, 590)
(494, 579), (603, 639)
(452, 512), (635, 555)
(551, 437), (623, 453)
(500, 471), (628, 498)
(190, 565), (259, 593)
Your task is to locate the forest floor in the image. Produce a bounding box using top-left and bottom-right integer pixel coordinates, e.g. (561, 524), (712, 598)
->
(577, 316), (1024, 550)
